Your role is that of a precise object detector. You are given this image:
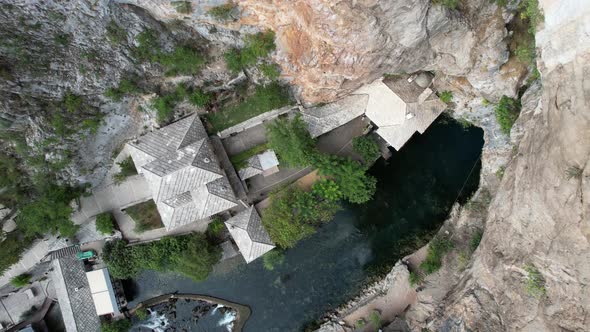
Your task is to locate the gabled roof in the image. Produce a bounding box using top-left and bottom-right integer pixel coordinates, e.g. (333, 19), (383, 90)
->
(238, 150), (280, 180)
(127, 115), (237, 231)
(225, 207), (275, 263)
(301, 94), (368, 138)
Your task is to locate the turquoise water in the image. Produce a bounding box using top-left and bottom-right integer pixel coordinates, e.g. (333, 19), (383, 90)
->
(128, 116), (484, 331)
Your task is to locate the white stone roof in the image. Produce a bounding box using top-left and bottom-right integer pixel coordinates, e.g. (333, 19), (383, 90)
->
(354, 77), (446, 151)
(224, 207), (275, 263)
(238, 150), (280, 180)
(86, 269), (119, 316)
(127, 115), (237, 231)
(301, 94), (368, 138)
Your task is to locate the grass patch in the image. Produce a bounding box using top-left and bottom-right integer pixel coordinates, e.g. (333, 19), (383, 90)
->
(106, 20), (127, 45)
(224, 30), (275, 72)
(259, 63), (281, 80)
(206, 82), (290, 132)
(158, 45), (205, 76)
(409, 271), (422, 286)
(420, 236), (454, 274)
(189, 89), (212, 107)
(229, 143), (268, 170)
(495, 96), (521, 135)
(105, 77), (141, 101)
(352, 135), (380, 163)
(208, 2), (237, 20)
(524, 264), (546, 298)
(113, 156), (137, 185)
(125, 200), (164, 233)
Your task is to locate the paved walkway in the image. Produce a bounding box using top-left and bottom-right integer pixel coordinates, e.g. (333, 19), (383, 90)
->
(221, 123), (267, 156)
(0, 280), (54, 329)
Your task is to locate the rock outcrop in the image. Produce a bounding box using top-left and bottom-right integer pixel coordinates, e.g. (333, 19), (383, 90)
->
(405, 1), (590, 331)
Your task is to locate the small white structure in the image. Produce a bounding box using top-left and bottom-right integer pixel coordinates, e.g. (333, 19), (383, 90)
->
(225, 207), (275, 263)
(86, 269), (120, 317)
(353, 75), (446, 151)
(238, 150), (280, 180)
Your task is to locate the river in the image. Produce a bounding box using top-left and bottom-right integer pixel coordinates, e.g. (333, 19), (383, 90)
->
(127, 116), (484, 331)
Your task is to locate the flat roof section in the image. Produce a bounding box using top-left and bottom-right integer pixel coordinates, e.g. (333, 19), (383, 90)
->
(86, 269), (120, 316)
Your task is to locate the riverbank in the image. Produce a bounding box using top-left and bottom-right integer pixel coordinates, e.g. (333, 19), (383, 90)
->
(130, 293), (251, 332)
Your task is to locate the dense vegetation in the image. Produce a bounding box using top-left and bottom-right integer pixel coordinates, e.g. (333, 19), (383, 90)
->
(352, 135), (380, 164)
(102, 233), (221, 280)
(96, 212), (114, 235)
(224, 30), (276, 73)
(262, 187), (340, 248)
(206, 82), (291, 131)
(266, 114), (316, 167)
(494, 96), (521, 134)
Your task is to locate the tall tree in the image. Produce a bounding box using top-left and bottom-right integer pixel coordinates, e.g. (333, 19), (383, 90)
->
(267, 114), (318, 167)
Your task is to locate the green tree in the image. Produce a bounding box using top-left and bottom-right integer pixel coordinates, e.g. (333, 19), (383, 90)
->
(174, 233), (221, 281)
(96, 213), (114, 235)
(100, 319), (131, 332)
(352, 136), (380, 163)
(102, 239), (139, 279)
(312, 179), (342, 201)
(262, 249), (285, 271)
(315, 156), (376, 204)
(0, 233), (32, 276)
(267, 114), (317, 167)
(10, 274), (31, 288)
(16, 184), (79, 238)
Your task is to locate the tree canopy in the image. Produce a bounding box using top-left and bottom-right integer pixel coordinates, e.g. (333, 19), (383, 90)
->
(266, 114), (317, 167)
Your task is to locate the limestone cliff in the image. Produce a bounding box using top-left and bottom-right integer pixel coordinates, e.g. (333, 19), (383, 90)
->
(405, 1), (590, 331)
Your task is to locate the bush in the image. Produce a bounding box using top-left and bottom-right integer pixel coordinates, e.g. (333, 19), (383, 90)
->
(54, 33), (71, 46)
(158, 46), (205, 76)
(135, 307), (148, 320)
(524, 265), (545, 298)
(262, 249), (285, 271)
(208, 3), (237, 20)
(352, 135), (380, 163)
(153, 94), (178, 124)
(106, 20), (127, 44)
(266, 114), (317, 168)
(189, 89), (211, 107)
(420, 236), (454, 274)
(494, 96), (521, 135)
(113, 156), (137, 184)
(311, 179), (342, 202)
(103, 233), (220, 280)
(100, 319), (131, 332)
(439, 90), (453, 103)
(96, 212), (114, 235)
(132, 29), (161, 62)
(469, 230), (483, 252)
(230, 143), (268, 170)
(369, 310), (381, 329)
(262, 187), (340, 248)
(224, 30), (275, 72)
(520, 0), (543, 34)
(10, 274), (31, 288)
(259, 63), (281, 80)
(207, 82), (291, 131)
(63, 90), (83, 113)
(206, 217), (225, 239)
(0, 232), (32, 277)
(315, 155), (377, 204)
(409, 271), (422, 286)
(105, 78), (141, 101)
(171, 1), (192, 14)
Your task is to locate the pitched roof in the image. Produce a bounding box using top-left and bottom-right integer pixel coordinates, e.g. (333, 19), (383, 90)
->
(225, 207), (275, 263)
(301, 94), (368, 138)
(238, 150), (280, 180)
(127, 115), (237, 231)
(52, 247), (100, 332)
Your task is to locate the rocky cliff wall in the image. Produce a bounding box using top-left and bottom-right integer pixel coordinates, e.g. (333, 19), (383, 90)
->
(405, 1), (590, 331)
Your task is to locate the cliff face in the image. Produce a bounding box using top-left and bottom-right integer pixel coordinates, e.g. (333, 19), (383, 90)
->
(239, 0), (522, 104)
(406, 1), (590, 331)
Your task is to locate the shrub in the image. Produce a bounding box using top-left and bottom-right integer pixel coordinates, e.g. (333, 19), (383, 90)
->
(158, 46), (205, 76)
(189, 89), (211, 107)
(223, 30), (275, 72)
(515, 42), (536, 65)
(96, 212), (114, 235)
(171, 1), (192, 14)
(208, 3), (237, 20)
(266, 114), (317, 168)
(153, 94), (177, 124)
(106, 20), (127, 44)
(63, 90), (83, 112)
(420, 236), (454, 274)
(315, 155), (377, 204)
(369, 310), (381, 329)
(439, 90), (453, 103)
(494, 96), (521, 134)
(433, 0), (460, 9)
(0, 233), (31, 277)
(135, 307), (148, 320)
(262, 250), (285, 271)
(495, 166), (505, 179)
(206, 217), (225, 239)
(113, 156), (137, 184)
(10, 274), (31, 288)
(105, 78), (141, 101)
(469, 230), (483, 252)
(352, 135), (380, 163)
(259, 63), (281, 80)
(224, 49), (243, 73)
(82, 117), (102, 134)
(54, 33), (71, 46)
(262, 187), (340, 248)
(524, 264), (545, 298)
(207, 82), (291, 131)
(355, 319), (366, 328)
(132, 29), (161, 62)
(100, 319), (131, 332)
